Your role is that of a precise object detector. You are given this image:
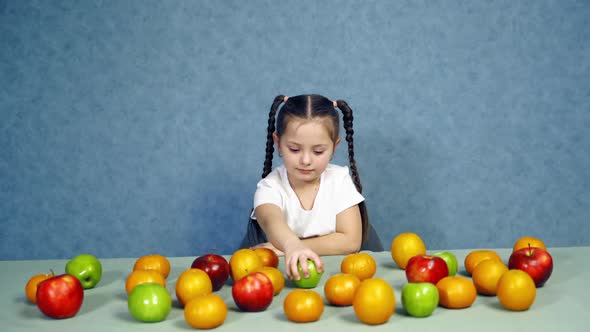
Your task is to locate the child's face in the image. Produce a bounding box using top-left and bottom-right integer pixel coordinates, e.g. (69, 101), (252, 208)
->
(274, 119), (339, 185)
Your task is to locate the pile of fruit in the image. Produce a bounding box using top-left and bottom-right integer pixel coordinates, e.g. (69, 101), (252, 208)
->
(24, 234), (553, 328)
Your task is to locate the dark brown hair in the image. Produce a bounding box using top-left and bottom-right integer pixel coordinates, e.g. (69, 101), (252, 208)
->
(260, 94), (370, 246)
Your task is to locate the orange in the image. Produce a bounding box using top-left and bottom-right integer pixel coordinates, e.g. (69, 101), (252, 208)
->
(229, 249), (263, 281)
(352, 278), (395, 325)
(184, 293), (227, 329)
(324, 273), (361, 306)
(464, 250), (502, 275)
(340, 252), (377, 281)
(175, 268), (213, 306)
(256, 266), (285, 296)
(254, 248), (280, 268)
(436, 276), (477, 309)
(283, 289), (324, 323)
(133, 254), (171, 279)
(472, 259), (508, 296)
(125, 269), (166, 295)
(391, 232), (426, 270)
(25, 273), (54, 303)
(513, 236), (546, 252)
(496, 269), (536, 311)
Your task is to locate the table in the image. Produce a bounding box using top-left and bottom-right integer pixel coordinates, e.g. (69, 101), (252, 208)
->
(1, 248), (587, 331)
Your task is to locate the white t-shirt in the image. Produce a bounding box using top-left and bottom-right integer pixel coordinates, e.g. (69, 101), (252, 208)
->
(251, 164), (364, 239)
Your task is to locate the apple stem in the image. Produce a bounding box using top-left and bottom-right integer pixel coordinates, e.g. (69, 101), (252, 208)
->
(50, 268), (54, 275)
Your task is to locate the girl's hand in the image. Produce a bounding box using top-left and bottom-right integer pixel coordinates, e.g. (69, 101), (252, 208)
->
(283, 240), (323, 281)
(250, 242), (284, 256)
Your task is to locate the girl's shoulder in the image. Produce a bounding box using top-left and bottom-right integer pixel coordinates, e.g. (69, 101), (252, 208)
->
(323, 164), (351, 180)
(324, 163), (350, 173)
(257, 165), (287, 187)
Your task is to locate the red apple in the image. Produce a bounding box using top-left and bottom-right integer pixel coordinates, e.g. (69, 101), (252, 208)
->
(191, 253), (230, 291)
(36, 274), (84, 319)
(508, 245), (553, 287)
(406, 255), (448, 285)
(231, 271), (273, 312)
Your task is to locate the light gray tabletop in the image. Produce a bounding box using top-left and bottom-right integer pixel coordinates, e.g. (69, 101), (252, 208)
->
(1, 247), (587, 331)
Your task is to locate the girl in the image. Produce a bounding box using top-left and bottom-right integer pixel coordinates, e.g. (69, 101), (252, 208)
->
(240, 94), (383, 280)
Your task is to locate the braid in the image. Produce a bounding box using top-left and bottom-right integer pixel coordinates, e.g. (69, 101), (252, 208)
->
(336, 99), (369, 246)
(262, 95), (285, 178)
(336, 100), (362, 193)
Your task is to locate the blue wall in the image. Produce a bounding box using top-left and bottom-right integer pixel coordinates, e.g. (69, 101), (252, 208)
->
(1, 0), (589, 260)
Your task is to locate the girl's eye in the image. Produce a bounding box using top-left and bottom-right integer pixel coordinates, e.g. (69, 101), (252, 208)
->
(314, 151), (325, 155)
(288, 148), (299, 152)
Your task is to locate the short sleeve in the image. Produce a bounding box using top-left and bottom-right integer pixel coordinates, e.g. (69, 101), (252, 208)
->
(251, 176), (284, 219)
(333, 167), (365, 214)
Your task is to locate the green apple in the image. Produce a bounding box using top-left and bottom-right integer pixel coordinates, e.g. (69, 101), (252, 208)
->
(432, 251), (458, 276)
(65, 253), (103, 289)
(128, 283), (172, 322)
(293, 260), (323, 289)
(401, 282), (439, 317)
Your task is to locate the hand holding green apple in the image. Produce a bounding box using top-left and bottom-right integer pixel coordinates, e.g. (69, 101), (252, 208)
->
(65, 254), (103, 289)
(293, 260), (324, 289)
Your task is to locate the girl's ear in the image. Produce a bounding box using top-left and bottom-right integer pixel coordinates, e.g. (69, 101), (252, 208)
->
(334, 137), (341, 150)
(272, 132), (280, 150)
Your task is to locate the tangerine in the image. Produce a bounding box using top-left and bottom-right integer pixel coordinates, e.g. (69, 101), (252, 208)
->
(133, 254), (171, 279)
(324, 273), (361, 306)
(340, 252), (377, 281)
(283, 289), (324, 323)
(25, 273), (54, 303)
(257, 266), (285, 296)
(184, 293), (227, 329)
(464, 249), (502, 275)
(125, 269), (166, 295)
(436, 276), (477, 309)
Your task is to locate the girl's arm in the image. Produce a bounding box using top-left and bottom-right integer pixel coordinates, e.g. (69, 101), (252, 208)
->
(300, 204), (363, 254)
(254, 203), (323, 280)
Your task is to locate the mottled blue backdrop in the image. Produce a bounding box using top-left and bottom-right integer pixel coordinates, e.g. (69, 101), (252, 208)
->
(1, 0), (589, 260)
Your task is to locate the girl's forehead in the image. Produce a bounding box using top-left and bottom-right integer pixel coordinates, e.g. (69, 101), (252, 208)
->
(282, 119), (334, 143)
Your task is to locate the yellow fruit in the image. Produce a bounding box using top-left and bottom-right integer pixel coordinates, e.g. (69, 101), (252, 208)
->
(464, 250), (502, 275)
(353, 278), (395, 325)
(496, 269), (536, 311)
(513, 236), (546, 252)
(436, 276), (477, 309)
(472, 259), (508, 296)
(391, 232), (426, 270)
(184, 294), (227, 329)
(133, 254), (171, 279)
(340, 252), (377, 281)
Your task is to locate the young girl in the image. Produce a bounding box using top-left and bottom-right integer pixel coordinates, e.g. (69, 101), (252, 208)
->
(240, 94), (383, 280)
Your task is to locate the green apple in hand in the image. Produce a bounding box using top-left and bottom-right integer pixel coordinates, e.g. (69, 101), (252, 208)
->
(402, 282), (439, 317)
(128, 283), (172, 322)
(432, 251), (458, 276)
(65, 254), (103, 289)
(293, 260), (323, 289)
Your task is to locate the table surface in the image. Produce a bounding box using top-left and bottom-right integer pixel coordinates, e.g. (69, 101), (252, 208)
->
(2, 247), (588, 332)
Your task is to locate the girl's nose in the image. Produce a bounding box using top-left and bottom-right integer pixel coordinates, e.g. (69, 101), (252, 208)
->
(301, 152), (312, 165)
